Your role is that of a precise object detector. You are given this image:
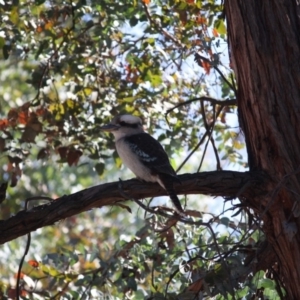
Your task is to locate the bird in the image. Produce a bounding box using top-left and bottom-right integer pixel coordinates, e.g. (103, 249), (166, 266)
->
(100, 113), (184, 214)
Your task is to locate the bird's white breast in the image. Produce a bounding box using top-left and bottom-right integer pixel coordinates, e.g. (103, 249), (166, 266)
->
(115, 138), (158, 183)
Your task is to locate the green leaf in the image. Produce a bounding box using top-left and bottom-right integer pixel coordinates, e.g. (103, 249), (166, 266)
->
(233, 140), (245, 149)
(236, 286), (249, 298)
(10, 6), (19, 25)
(121, 96), (135, 103)
(40, 264), (61, 277)
(146, 70), (162, 87)
(0, 37), (5, 49)
(220, 217), (230, 227)
(214, 19), (227, 35)
(95, 162), (105, 175)
(258, 278), (275, 289)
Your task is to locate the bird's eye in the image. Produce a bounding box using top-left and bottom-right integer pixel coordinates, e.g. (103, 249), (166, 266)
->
(118, 121), (139, 128)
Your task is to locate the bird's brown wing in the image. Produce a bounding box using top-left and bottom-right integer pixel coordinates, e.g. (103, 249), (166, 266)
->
(125, 133), (177, 178)
(126, 133), (184, 213)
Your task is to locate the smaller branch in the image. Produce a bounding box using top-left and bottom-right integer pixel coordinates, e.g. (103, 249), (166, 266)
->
(197, 102), (221, 172)
(16, 196), (53, 300)
(210, 105), (222, 170)
(197, 101), (213, 172)
(195, 53), (236, 92)
(210, 135), (221, 171)
(50, 281), (71, 300)
(205, 223), (238, 300)
(176, 133), (206, 173)
(32, 7), (77, 102)
(166, 96), (237, 116)
(197, 126), (214, 172)
(200, 98), (209, 130)
(142, 2), (185, 49)
(176, 106), (223, 173)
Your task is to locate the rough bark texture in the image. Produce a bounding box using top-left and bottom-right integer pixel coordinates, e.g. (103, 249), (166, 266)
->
(0, 171), (265, 245)
(225, 0), (300, 298)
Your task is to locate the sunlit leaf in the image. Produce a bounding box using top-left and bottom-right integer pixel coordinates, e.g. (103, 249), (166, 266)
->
(45, 21), (54, 30)
(233, 140), (245, 150)
(0, 37), (5, 49)
(212, 28), (219, 37)
(9, 6), (19, 25)
(214, 19), (227, 35)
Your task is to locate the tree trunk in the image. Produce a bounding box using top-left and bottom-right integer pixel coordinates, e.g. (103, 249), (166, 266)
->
(225, 0), (300, 298)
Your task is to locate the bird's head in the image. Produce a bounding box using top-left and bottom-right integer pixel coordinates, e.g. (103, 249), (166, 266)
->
(100, 114), (144, 139)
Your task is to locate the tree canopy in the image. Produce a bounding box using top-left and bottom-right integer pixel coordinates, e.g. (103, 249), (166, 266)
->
(1, 0), (299, 299)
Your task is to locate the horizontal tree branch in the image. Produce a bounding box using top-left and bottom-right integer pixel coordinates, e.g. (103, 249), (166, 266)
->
(0, 171), (267, 245)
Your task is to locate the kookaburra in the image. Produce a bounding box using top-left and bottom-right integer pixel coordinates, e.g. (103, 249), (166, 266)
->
(100, 114), (184, 214)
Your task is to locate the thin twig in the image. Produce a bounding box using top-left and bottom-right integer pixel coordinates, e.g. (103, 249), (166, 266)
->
(197, 103), (221, 172)
(197, 100), (210, 172)
(210, 104), (221, 170)
(142, 2), (185, 49)
(166, 96), (236, 116)
(176, 106), (224, 173)
(197, 126), (214, 173)
(195, 53), (236, 92)
(230, 72), (237, 96)
(32, 5), (77, 102)
(16, 196), (53, 300)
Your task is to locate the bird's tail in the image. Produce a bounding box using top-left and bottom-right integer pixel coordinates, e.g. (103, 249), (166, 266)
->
(158, 174), (184, 214)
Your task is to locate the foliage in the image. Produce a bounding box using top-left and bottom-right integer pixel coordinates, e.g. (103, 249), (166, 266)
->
(0, 0), (238, 189)
(0, 0), (279, 299)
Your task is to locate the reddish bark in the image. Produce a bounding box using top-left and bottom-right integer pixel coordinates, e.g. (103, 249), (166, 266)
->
(225, 0), (300, 298)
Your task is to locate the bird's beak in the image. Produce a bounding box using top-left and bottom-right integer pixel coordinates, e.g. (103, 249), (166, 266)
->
(99, 123), (120, 132)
